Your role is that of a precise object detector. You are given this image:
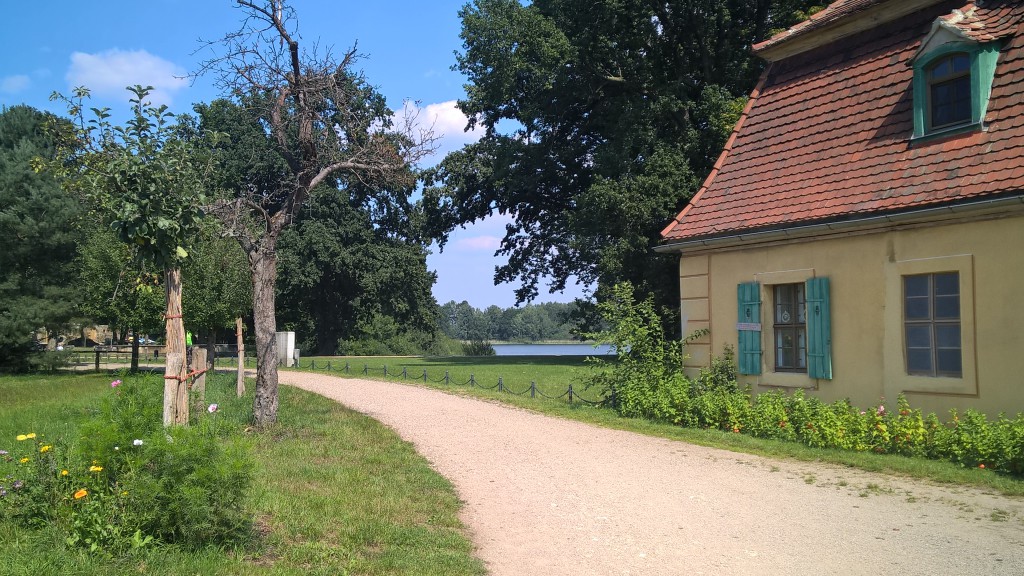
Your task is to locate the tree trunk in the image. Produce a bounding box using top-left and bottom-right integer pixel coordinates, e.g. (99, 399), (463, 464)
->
(251, 243), (280, 427)
(235, 316), (246, 398)
(130, 328), (140, 372)
(163, 267), (189, 426)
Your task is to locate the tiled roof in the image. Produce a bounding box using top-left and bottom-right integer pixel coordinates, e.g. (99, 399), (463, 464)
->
(753, 0), (884, 54)
(661, 0), (1024, 243)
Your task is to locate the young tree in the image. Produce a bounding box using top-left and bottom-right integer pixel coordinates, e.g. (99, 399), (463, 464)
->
(44, 86), (218, 425)
(199, 1), (434, 426)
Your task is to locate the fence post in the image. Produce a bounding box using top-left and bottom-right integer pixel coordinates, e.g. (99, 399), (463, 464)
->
(568, 384), (574, 404)
(94, 349), (101, 372)
(402, 367), (408, 379)
(531, 381), (536, 398)
(422, 369), (427, 382)
(498, 376), (503, 393)
(470, 373), (476, 386)
(445, 370), (449, 385)
(345, 361), (350, 374)
(383, 365), (388, 377)
(363, 363), (368, 375)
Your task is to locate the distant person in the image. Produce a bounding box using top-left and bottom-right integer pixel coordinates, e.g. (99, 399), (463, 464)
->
(186, 331), (194, 366)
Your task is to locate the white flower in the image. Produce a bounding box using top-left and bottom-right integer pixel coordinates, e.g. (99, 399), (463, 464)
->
(114, 446), (119, 451)
(207, 404), (219, 413)
(133, 439), (143, 446)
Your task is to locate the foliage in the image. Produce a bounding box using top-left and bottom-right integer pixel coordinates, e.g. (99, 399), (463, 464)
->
(44, 86), (215, 272)
(0, 105), (84, 371)
(461, 340), (496, 356)
(276, 186), (441, 355)
(75, 224), (165, 343)
(438, 300), (582, 342)
(337, 314), (458, 357)
(424, 0), (823, 321)
(0, 375), (253, 554)
(181, 221), (252, 345)
(584, 282), (688, 421)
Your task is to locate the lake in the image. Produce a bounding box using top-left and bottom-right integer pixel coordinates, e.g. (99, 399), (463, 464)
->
(492, 343), (615, 356)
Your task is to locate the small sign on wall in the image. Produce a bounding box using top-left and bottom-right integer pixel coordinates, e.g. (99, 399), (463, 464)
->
(736, 323), (762, 331)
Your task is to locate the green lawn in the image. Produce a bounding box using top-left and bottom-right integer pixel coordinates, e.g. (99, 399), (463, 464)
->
(0, 372), (484, 575)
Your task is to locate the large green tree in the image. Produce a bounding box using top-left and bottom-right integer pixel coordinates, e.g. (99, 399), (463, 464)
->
(425, 0), (822, 327)
(0, 105), (83, 370)
(199, 0), (434, 426)
(276, 187), (440, 356)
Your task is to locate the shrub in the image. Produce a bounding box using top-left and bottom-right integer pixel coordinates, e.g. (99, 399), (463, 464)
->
(0, 374), (253, 554)
(462, 339), (496, 356)
(584, 282), (689, 422)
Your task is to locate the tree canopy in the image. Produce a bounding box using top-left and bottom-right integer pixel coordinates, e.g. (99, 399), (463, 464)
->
(425, 0), (823, 323)
(0, 105), (83, 370)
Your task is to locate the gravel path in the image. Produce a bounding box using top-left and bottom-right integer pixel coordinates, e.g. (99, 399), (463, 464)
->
(279, 371), (1024, 575)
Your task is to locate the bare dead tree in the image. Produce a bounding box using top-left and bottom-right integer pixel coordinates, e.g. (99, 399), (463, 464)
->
(198, 0), (437, 426)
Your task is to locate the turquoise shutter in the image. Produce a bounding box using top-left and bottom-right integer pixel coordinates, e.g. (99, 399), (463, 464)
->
(737, 282), (762, 375)
(805, 277), (832, 380)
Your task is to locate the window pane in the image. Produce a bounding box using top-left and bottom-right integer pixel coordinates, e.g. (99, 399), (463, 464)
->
(796, 285), (806, 323)
(934, 273), (959, 296)
(907, 349), (933, 373)
(951, 53), (970, 73)
(937, 349), (962, 375)
(904, 275), (929, 297)
(935, 324), (961, 348)
(931, 76), (971, 127)
(934, 295), (960, 319)
(905, 296), (930, 320)
(906, 325), (932, 348)
(797, 328), (806, 369)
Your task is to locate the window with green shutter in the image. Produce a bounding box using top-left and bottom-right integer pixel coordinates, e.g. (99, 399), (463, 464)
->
(737, 282), (762, 375)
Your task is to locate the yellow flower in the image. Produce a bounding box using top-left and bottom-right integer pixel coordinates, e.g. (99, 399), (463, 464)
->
(20, 457), (30, 463)
(74, 489), (88, 500)
(89, 465), (103, 473)
(40, 445), (52, 453)
(16, 434), (27, 441)
(61, 469), (69, 476)
(121, 491), (129, 496)
(26, 433), (36, 439)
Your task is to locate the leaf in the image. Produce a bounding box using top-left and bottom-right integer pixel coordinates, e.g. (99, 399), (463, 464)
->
(175, 246), (188, 259)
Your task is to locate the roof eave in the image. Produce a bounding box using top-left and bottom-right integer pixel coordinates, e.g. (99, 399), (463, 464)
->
(755, 0), (948, 62)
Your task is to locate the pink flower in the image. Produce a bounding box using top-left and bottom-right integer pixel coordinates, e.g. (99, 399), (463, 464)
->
(111, 380), (122, 388)
(207, 404), (219, 414)
(876, 404), (886, 416)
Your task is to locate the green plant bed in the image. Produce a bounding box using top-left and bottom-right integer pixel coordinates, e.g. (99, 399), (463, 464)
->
(0, 372), (483, 575)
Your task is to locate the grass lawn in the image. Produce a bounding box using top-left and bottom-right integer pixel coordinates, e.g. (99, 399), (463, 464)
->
(0, 372), (484, 576)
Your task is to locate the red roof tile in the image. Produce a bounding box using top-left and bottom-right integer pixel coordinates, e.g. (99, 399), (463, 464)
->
(662, 0), (1024, 243)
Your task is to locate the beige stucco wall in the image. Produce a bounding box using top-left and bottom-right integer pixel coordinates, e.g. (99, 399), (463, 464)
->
(677, 212), (1024, 416)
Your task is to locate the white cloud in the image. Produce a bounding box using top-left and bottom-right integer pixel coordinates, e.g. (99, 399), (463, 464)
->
(0, 75), (30, 94)
(395, 99), (484, 163)
(454, 235), (502, 252)
(66, 49), (188, 107)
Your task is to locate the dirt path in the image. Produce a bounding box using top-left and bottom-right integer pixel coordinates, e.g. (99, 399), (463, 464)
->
(279, 371), (1023, 575)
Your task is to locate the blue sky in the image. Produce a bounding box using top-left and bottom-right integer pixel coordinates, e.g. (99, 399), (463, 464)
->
(1, 0), (588, 309)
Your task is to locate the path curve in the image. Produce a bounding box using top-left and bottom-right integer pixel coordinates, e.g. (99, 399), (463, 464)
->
(280, 371), (1024, 575)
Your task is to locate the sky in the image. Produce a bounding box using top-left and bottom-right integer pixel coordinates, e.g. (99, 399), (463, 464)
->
(1, 0), (589, 309)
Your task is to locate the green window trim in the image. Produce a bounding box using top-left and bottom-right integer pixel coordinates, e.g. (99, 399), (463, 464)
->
(911, 41), (1001, 140)
(737, 282), (762, 375)
(805, 277), (832, 380)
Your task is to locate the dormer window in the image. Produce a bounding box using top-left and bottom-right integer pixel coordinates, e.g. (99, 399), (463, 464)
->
(927, 53), (971, 130)
(910, 40), (1001, 140)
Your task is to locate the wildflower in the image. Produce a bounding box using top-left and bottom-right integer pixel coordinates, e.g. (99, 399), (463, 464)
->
(208, 403), (219, 413)
(61, 469), (69, 476)
(89, 465), (103, 473)
(40, 445), (52, 453)
(20, 457), (30, 464)
(876, 404), (886, 416)
(979, 464), (986, 469)
(74, 489), (88, 499)
(133, 439), (143, 446)
(111, 379), (122, 388)
(121, 491), (129, 496)
(16, 435), (27, 441)
(13, 480), (23, 490)
(0, 450), (8, 456)
(114, 446), (119, 451)
(0, 487), (6, 497)
(26, 433), (36, 439)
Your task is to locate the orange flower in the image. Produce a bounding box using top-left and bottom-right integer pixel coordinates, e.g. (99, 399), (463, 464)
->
(74, 489), (88, 499)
